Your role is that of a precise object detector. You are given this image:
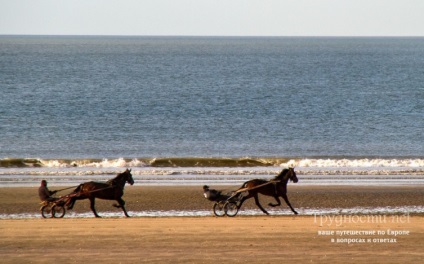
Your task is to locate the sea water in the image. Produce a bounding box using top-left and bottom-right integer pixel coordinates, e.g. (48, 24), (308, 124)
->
(1, 36), (423, 187)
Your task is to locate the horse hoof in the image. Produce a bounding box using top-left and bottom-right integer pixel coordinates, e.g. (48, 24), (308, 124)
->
(294, 211), (299, 215)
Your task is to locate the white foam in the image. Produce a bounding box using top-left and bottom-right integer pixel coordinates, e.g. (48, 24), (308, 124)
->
(2, 206), (423, 219)
(33, 158), (424, 169)
(1, 158), (424, 187)
(286, 158), (424, 168)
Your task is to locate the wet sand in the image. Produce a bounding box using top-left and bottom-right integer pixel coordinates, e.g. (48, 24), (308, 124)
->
(0, 185), (423, 263)
(0, 185), (423, 215)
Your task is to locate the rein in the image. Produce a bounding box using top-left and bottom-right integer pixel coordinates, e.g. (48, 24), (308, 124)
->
(234, 172), (294, 194)
(54, 186), (80, 192)
(80, 175), (131, 195)
(234, 180), (280, 194)
(79, 185), (118, 196)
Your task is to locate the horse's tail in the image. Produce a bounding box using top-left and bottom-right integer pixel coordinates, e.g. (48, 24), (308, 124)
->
(239, 182), (248, 190)
(66, 184), (84, 210)
(71, 184), (84, 196)
(235, 181), (251, 194)
(74, 184), (82, 192)
(242, 181), (252, 188)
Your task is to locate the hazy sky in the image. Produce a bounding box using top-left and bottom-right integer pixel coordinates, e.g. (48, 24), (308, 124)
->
(1, 0), (423, 36)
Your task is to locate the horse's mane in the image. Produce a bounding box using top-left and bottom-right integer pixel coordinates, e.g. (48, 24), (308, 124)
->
(274, 169), (289, 180)
(106, 178), (116, 185)
(106, 171), (126, 185)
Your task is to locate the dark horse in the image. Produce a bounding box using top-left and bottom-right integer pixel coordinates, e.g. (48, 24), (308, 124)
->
(236, 168), (298, 215)
(66, 169), (134, 218)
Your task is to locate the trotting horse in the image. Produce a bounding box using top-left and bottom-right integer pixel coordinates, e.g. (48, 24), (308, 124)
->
(66, 169), (134, 218)
(236, 167), (299, 215)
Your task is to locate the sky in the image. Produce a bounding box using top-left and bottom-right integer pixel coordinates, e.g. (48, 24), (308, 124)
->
(1, 0), (423, 36)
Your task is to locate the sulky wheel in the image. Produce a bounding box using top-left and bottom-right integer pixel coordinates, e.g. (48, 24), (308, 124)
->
(213, 201), (226, 217)
(224, 202), (238, 217)
(52, 205), (66, 218)
(41, 205), (53, 218)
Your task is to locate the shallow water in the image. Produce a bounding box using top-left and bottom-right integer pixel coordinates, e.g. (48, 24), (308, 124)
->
(2, 206), (423, 219)
(1, 156), (424, 187)
(2, 168), (424, 187)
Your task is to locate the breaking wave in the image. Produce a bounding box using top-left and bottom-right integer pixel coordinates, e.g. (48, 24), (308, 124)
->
(1, 157), (423, 168)
(1, 157), (423, 187)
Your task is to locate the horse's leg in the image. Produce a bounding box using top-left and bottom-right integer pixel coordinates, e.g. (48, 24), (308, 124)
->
(236, 192), (253, 209)
(253, 194), (269, 215)
(114, 197), (130, 217)
(268, 195), (281, 207)
(89, 197), (101, 218)
(65, 185), (83, 210)
(281, 193), (298, 215)
(65, 197), (75, 210)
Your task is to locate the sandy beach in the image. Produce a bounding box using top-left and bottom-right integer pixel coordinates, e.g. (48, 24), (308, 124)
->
(1, 216), (423, 263)
(1, 185), (423, 263)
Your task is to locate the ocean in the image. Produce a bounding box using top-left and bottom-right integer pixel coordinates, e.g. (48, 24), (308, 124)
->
(1, 36), (423, 187)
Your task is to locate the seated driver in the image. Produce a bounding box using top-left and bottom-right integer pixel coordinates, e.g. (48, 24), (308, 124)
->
(203, 185), (229, 202)
(38, 180), (58, 202)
